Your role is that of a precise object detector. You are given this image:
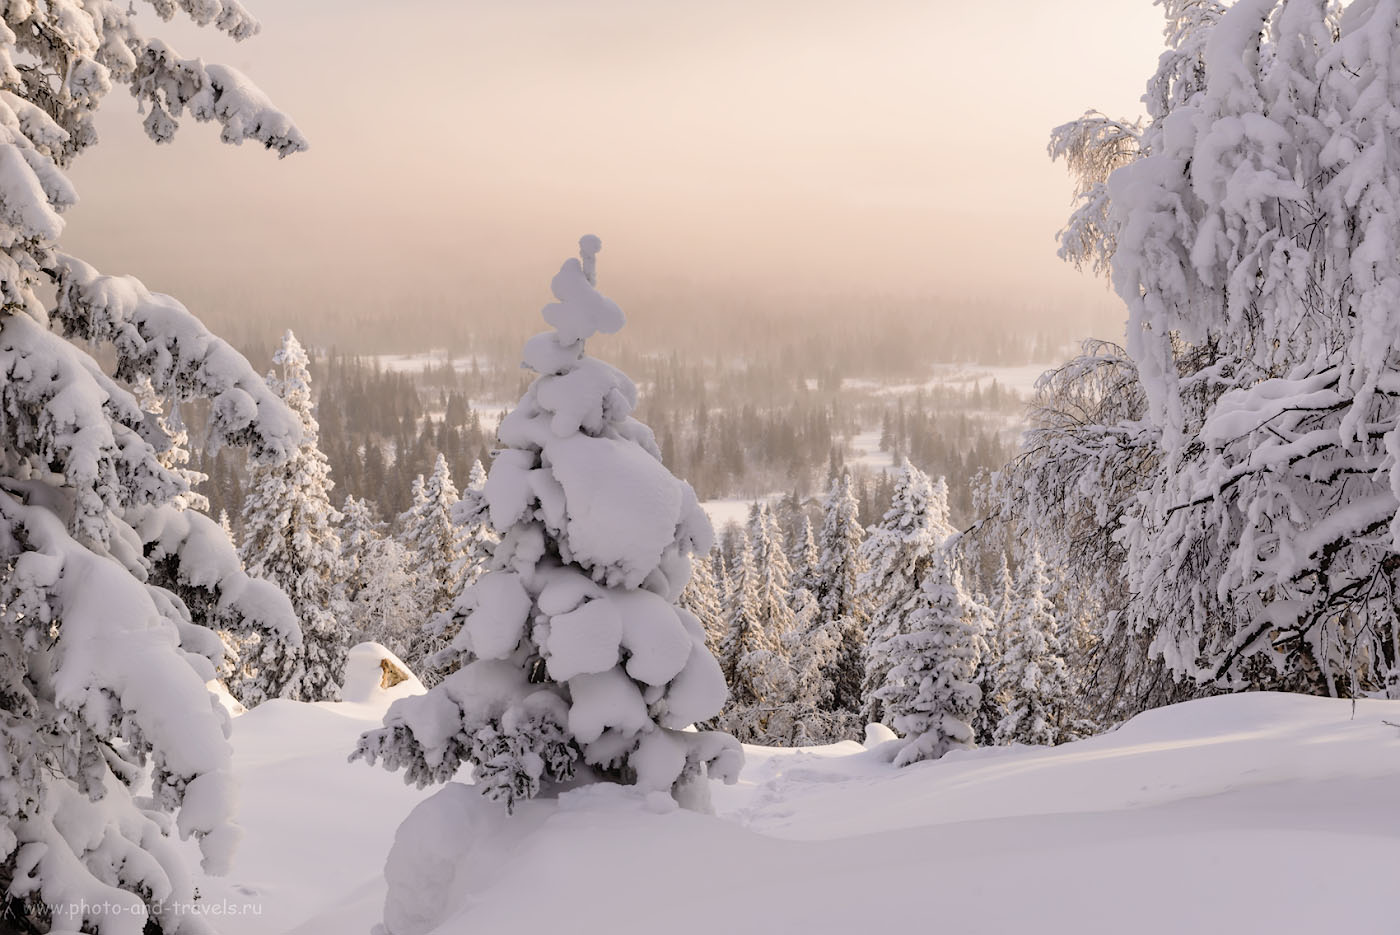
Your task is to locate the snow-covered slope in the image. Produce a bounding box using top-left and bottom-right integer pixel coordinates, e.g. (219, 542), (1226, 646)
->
(201, 690), (1399, 934)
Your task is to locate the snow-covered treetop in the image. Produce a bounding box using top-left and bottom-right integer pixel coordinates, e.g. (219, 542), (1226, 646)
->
(522, 235), (627, 375)
(488, 236), (712, 590)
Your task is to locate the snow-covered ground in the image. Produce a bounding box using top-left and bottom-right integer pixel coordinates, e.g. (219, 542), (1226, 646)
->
(193, 670), (1400, 935)
(372, 349), (487, 374)
(847, 427), (897, 472)
(700, 496), (770, 533)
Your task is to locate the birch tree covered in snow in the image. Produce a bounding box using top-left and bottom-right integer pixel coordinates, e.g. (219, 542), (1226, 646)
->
(993, 343), (1185, 723)
(240, 330), (346, 701)
(0, 2), (305, 931)
(1048, 0), (1400, 697)
(355, 238), (741, 812)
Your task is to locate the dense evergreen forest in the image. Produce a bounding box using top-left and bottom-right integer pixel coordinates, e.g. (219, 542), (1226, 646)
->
(197, 326), (1034, 535)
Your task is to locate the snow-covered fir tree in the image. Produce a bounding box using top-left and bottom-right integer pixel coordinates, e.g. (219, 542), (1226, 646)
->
(0, 3), (306, 930)
(241, 330), (347, 702)
(878, 543), (985, 765)
(130, 372), (304, 709)
(813, 471), (868, 732)
(134, 377), (208, 511)
(418, 460), (497, 684)
(719, 534), (762, 691)
(790, 512), (821, 594)
(859, 462), (953, 725)
(718, 513), (795, 743)
(339, 493), (382, 607)
(461, 458), (496, 584)
(218, 508), (236, 546)
(994, 549), (1077, 747)
(971, 553), (1014, 743)
(754, 506), (797, 662)
(338, 494), (417, 655)
(782, 584), (841, 744)
(351, 536), (421, 658)
(401, 452), (465, 618)
(681, 545), (726, 656)
(355, 237), (740, 812)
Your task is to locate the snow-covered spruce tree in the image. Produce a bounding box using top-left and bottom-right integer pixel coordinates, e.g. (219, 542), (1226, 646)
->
(351, 536), (420, 659)
(994, 549), (1077, 747)
(0, 4), (306, 930)
(240, 330), (346, 701)
(339, 493), (382, 608)
(717, 509), (796, 743)
(878, 543), (985, 765)
(790, 512), (820, 594)
(814, 470), (869, 731)
(782, 584), (841, 744)
(129, 377), (304, 708)
(401, 452), (465, 617)
(754, 506), (797, 662)
(135, 377), (208, 511)
(859, 462), (952, 725)
(970, 553), (1014, 744)
(718, 533), (761, 690)
(419, 460), (497, 684)
(338, 494), (417, 655)
(680, 545), (726, 657)
(354, 237), (741, 812)
(1052, 0), (1400, 696)
(460, 458), (496, 585)
(750, 505), (800, 739)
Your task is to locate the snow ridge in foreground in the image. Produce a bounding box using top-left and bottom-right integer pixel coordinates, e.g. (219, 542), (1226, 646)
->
(202, 687), (1399, 935)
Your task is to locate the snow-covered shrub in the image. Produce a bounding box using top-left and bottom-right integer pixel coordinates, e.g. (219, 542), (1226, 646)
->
(354, 237), (741, 813)
(0, 4), (305, 931)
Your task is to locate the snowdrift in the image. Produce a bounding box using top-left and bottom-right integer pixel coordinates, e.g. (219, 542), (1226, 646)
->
(198, 690), (1400, 935)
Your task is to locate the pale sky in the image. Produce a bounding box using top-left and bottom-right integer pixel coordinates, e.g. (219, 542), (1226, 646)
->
(63, 1), (1169, 343)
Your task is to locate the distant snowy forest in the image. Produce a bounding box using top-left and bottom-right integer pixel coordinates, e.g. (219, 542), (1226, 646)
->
(4, 1), (1400, 934)
(194, 317), (1033, 528)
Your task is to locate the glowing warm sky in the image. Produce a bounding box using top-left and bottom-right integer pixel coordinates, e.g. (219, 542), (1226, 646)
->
(63, 0), (1169, 335)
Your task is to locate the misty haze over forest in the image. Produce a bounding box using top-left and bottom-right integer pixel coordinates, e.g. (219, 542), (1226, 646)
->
(55, 1), (1163, 535)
